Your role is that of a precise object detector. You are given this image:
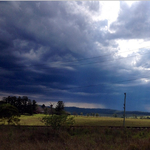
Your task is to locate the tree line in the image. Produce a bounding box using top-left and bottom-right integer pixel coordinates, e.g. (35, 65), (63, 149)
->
(0, 96), (37, 115)
(0, 96), (74, 127)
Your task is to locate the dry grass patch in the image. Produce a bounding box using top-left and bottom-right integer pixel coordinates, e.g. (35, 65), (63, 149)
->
(1, 126), (150, 150)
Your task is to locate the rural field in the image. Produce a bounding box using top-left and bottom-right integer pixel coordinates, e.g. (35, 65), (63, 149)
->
(19, 114), (150, 127)
(1, 115), (150, 150)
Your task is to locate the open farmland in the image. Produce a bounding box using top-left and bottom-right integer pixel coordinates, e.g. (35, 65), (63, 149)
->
(18, 114), (150, 127)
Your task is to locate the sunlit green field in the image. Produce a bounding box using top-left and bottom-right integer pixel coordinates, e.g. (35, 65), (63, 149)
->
(19, 114), (150, 127)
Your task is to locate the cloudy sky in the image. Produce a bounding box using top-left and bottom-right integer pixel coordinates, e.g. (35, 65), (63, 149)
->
(1, 1), (150, 111)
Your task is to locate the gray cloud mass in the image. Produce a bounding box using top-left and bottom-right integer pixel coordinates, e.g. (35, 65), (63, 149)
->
(0, 1), (150, 111)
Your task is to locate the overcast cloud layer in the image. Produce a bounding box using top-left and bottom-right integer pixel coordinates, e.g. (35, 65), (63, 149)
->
(1, 1), (150, 111)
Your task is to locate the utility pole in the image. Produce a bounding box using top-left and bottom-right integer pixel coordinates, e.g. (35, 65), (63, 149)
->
(123, 93), (126, 127)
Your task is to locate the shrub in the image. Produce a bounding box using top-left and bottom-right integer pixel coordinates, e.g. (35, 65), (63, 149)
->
(0, 103), (20, 125)
(41, 114), (75, 130)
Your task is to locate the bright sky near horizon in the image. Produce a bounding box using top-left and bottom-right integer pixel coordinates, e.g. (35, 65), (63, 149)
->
(1, 1), (150, 112)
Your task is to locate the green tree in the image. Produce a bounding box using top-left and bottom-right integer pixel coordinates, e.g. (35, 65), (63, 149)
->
(113, 113), (117, 118)
(55, 101), (64, 115)
(73, 112), (78, 117)
(41, 104), (45, 109)
(44, 107), (48, 115)
(27, 99), (33, 115)
(96, 113), (99, 117)
(133, 114), (137, 119)
(2, 96), (37, 115)
(80, 112), (83, 116)
(32, 100), (37, 113)
(92, 113), (95, 117)
(0, 104), (20, 125)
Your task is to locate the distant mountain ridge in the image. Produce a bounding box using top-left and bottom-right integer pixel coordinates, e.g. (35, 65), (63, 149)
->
(64, 107), (150, 117)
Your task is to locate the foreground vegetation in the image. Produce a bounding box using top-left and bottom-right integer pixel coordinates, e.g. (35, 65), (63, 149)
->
(1, 125), (150, 150)
(1, 115), (150, 150)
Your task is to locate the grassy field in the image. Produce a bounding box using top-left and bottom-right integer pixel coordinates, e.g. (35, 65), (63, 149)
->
(19, 114), (150, 127)
(20, 114), (45, 125)
(1, 115), (150, 150)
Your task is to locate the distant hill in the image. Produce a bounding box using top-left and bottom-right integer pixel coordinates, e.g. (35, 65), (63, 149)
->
(64, 107), (150, 117)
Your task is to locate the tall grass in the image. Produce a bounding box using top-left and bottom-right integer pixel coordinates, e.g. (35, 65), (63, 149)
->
(1, 126), (150, 150)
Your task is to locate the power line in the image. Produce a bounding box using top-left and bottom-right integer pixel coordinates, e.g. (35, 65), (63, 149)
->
(56, 74), (150, 90)
(1, 46), (150, 71)
(25, 46), (150, 66)
(1, 74), (150, 90)
(2, 48), (150, 72)
(32, 46), (150, 64)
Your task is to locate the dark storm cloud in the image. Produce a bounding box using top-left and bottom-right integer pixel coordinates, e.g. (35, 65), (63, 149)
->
(1, 1), (150, 111)
(0, 1), (107, 72)
(0, 2), (107, 65)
